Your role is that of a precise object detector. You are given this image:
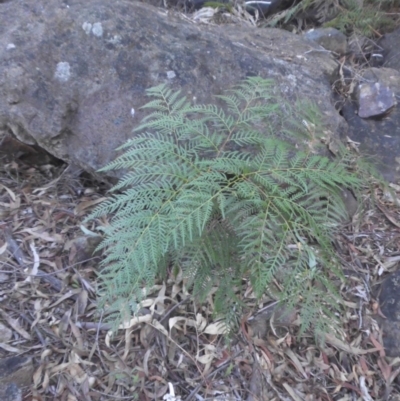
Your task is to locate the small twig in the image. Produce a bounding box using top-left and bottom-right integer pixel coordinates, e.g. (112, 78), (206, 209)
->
(7, 308), (49, 346)
(75, 321), (112, 331)
(149, 319), (205, 379)
(247, 300), (279, 320)
(3, 224), (66, 292)
(3, 225), (25, 266)
(184, 383), (202, 401)
(185, 350), (244, 400)
(159, 296), (191, 324)
(95, 310), (107, 370)
(36, 270), (63, 292)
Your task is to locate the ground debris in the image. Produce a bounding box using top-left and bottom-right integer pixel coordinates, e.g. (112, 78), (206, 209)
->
(0, 148), (400, 400)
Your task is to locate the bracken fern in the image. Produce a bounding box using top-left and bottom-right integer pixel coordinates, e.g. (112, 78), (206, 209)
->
(86, 77), (369, 337)
(263, 0), (398, 38)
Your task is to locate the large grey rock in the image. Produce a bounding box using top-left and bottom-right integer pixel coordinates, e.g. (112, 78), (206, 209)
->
(357, 82), (396, 119)
(0, 356), (33, 401)
(380, 28), (400, 71)
(341, 67), (400, 183)
(304, 27), (347, 55)
(0, 0), (343, 180)
(377, 270), (400, 357)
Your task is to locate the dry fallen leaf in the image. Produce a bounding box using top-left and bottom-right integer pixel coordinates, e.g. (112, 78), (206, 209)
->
(0, 321), (12, 342)
(324, 333), (378, 355)
(203, 321), (228, 335)
(0, 309), (31, 340)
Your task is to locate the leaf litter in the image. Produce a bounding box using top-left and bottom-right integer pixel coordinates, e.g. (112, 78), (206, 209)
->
(1, 143), (400, 400)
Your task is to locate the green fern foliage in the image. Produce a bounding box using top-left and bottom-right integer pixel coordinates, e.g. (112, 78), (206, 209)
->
(86, 77), (367, 336)
(263, 0), (398, 38)
(324, 0), (396, 37)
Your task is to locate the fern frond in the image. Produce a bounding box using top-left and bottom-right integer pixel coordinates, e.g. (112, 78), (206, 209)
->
(86, 77), (379, 339)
